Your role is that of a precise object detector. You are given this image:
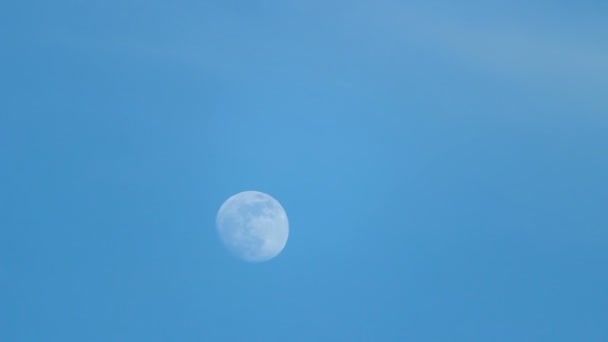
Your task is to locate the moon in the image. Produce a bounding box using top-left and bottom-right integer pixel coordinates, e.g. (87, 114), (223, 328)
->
(216, 191), (289, 262)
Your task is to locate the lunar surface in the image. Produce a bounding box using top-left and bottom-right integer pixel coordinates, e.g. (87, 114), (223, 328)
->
(216, 191), (289, 262)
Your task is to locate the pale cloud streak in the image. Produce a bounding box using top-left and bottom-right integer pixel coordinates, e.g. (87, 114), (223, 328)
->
(348, 1), (608, 106)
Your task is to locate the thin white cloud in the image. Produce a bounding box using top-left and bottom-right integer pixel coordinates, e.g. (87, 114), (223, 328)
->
(47, 1), (608, 109)
(349, 1), (608, 106)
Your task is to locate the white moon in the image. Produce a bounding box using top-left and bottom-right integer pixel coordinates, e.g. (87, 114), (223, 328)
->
(216, 191), (289, 262)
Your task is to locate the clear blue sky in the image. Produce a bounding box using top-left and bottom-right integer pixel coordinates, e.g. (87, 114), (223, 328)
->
(2, 1), (607, 341)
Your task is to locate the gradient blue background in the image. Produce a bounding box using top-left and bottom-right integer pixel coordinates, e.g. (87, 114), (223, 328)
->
(2, 1), (607, 341)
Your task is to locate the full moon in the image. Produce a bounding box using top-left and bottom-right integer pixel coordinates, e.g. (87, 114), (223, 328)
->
(216, 191), (289, 262)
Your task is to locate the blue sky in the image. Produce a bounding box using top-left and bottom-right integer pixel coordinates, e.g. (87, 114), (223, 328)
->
(1, 0), (607, 340)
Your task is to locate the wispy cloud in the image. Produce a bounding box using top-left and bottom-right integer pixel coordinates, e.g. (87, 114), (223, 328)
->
(350, 1), (608, 106)
(47, 1), (608, 109)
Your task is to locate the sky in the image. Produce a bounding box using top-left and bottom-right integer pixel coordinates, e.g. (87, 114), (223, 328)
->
(1, 0), (607, 341)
